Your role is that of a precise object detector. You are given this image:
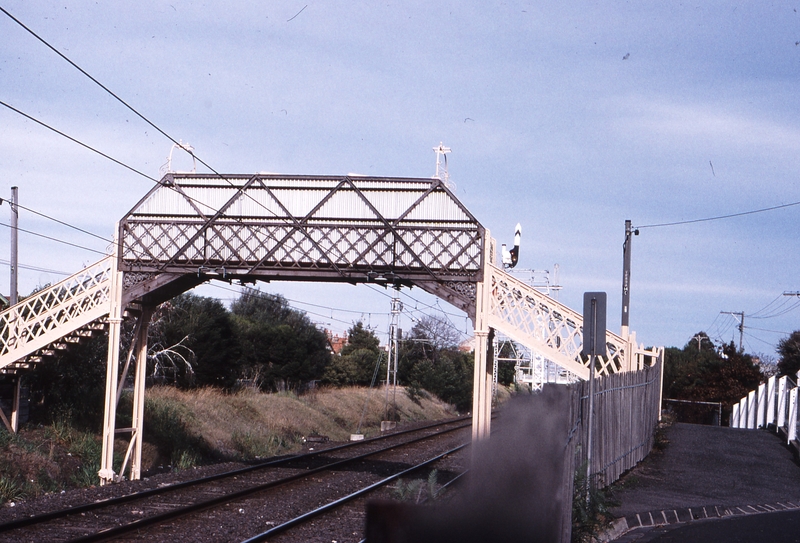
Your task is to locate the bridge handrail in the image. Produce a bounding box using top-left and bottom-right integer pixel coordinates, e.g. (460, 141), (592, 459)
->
(486, 263), (659, 378)
(0, 255), (114, 369)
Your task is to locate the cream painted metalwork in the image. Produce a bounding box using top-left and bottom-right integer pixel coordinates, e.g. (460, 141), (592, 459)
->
(0, 172), (662, 484)
(485, 262), (661, 379)
(0, 255), (113, 372)
(118, 174), (484, 313)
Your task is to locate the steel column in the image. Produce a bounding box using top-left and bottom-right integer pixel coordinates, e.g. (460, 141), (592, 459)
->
(100, 236), (124, 485)
(10, 376), (20, 433)
(130, 307), (152, 480)
(471, 230), (493, 442)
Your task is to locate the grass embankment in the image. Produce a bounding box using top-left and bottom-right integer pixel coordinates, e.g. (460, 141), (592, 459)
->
(0, 386), (458, 503)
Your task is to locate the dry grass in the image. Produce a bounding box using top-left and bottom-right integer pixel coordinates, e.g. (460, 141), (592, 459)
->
(145, 385), (458, 462)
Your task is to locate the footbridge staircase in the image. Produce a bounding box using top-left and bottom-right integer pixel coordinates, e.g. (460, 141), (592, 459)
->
(0, 172), (662, 484)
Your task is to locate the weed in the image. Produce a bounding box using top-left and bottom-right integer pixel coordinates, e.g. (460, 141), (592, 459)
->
(0, 427), (12, 448)
(144, 391), (210, 466)
(391, 470), (442, 504)
(72, 462), (99, 487)
(0, 476), (23, 502)
(231, 431), (271, 458)
(172, 449), (200, 470)
(572, 464), (616, 543)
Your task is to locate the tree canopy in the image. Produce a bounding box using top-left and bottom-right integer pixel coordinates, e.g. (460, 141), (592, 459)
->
(230, 291), (330, 391)
(664, 331), (763, 424)
(323, 321), (385, 386)
(777, 330), (800, 377)
(398, 315), (473, 412)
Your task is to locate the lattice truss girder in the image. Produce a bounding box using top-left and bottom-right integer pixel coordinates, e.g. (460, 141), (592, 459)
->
(486, 264), (631, 378)
(118, 174), (484, 293)
(0, 256), (113, 370)
(121, 222), (481, 276)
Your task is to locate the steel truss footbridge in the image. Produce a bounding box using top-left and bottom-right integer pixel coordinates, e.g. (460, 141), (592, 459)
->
(0, 172), (662, 484)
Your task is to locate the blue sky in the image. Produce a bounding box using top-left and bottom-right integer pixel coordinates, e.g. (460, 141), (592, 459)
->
(2, 1), (800, 357)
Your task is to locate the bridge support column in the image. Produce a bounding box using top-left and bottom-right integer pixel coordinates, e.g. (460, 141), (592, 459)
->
(10, 376), (20, 433)
(130, 307), (153, 480)
(100, 248), (124, 486)
(472, 234), (494, 442)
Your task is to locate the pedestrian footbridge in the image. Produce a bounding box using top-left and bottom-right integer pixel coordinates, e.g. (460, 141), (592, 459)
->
(0, 172), (661, 483)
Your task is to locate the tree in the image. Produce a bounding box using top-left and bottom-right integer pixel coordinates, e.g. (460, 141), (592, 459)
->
(664, 332), (763, 424)
(231, 290), (330, 390)
(323, 322), (384, 386)
(156, 293), (242, 389)
(398, 315), (473, 411)
(26, 332), (109, 429)
(777, 331), (800, 377)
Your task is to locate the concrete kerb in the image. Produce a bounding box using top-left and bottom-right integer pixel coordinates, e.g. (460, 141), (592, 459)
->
(596, 501), (800, 542)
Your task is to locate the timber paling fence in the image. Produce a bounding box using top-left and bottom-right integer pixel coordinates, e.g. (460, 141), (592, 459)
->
(568, 357), (663, 488)
(731, 373), (800, 444)
(556, 358), (663, 543)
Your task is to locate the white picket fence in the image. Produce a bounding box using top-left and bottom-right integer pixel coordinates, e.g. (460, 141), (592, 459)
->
(731, 373), (799, 443)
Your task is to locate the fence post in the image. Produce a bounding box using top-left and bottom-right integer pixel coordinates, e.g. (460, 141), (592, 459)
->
(731, 403), (740, 428)
(746, 390), (756, 429)
(766, 375), (776, 427)
(757, 383), (766, 428)
(778, 376), (788, 428)
(789, 387), (798, 444)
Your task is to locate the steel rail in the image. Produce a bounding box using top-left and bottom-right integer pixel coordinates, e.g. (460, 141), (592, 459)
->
(0, 416), (469, 533)
(63, 420), (471, 542)
(241, 443), (469, 542)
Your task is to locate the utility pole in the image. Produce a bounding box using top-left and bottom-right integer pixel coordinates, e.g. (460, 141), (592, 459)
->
(10, 186), (18, 305)
(384, 290), (402, 424)
(691, 333), (708, 351)
(621, 220), (638, 339)
(720, 311), (744, 352)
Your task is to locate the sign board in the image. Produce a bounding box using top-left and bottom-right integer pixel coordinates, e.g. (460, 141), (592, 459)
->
(582, 292), (607, 357)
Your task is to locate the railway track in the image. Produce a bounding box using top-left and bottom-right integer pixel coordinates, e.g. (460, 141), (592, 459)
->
(0, 417), (471, 542)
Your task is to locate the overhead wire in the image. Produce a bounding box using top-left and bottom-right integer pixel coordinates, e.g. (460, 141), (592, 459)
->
(0, 100), (232, 236)
(204, 282), (376, 330)
(0, 6), (278, 219)
(0, 258), (69, 276)
(750, 299), (800, 320)
(636, 200), (800, 230)
(743, 325), (792, 335)
(748, 294), (791, 319)
(0, 197), (113, 246)
(0, 220), (108, 256)
(0, 99), (160, 186)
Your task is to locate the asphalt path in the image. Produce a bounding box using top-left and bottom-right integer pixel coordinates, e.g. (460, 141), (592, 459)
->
(622, 509), (800, 543)
(608, 422), (800, 542)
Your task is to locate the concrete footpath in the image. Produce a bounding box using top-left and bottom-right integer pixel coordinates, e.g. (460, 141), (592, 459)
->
(603, 422), (800, 542)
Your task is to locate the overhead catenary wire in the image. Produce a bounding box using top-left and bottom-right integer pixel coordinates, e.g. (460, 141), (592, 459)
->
(0, 197), (113, 246)
(204, 281), (471, 343)
(0, 6), (278, 219)
(0, 258), (69, 276)
(0, 99), (159, 186)
(0, 100), (236, 233)
(0, 220), (108, 256)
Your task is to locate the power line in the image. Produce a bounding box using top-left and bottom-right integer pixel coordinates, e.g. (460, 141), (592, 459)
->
(748, 294), (792, 319)
(0, 258), (69, 276)
(0, 6), (278, 219)
(636, 200), (800, 230)
(0, 100), (224, 225)
(743, 325), (792, 335)
(1, 199), (113, 246)
(0, 99), (159, 185)
(0, 220), (108, 256)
